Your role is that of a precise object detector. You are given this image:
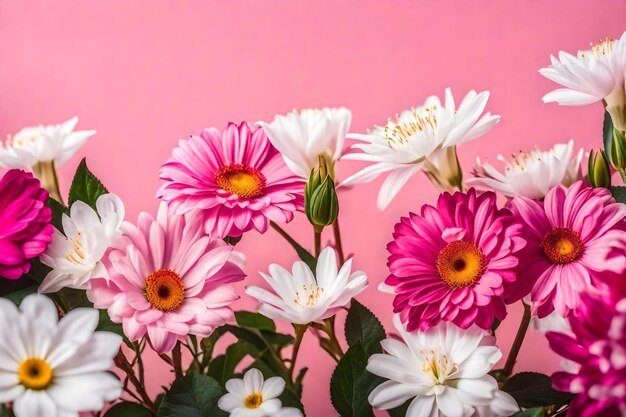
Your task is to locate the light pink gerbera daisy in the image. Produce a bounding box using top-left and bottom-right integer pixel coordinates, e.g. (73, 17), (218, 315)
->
(87, 203), (245, 353)
(508, 180), (626, 318)
(158, 122), (304, 238)
(386, 189), (525, 331)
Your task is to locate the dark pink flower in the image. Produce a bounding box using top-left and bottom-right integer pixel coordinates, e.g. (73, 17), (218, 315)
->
(547, 294), (626, 417)
(0, 169), (52, 279)
(158, 122), (304, 238)
(508, 181), (626, 318)
(385, 189), (525, 331)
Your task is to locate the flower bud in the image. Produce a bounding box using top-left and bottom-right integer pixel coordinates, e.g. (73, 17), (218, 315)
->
(587, 149), (611, 188)
(609, 128), (626, 171)
(423, 146), (463, 192)
(305, 158), (339, 230)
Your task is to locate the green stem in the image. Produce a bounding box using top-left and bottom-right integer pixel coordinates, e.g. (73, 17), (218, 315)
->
(314, 229), (322, 257)
(270, 221), (300, 248)
(289, 324), (308, 381)
(332, 220), (345, 264)
(504, 302), (532, 376)
(172, 341), (184, 379)
(114, 350), (156, 411)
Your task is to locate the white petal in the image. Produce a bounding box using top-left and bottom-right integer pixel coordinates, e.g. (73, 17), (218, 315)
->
(377, 165), (421, 210)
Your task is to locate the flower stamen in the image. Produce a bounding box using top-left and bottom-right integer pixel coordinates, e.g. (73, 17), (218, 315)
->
(243, 392), (263, 409)
(215, 164), (266, 199)
(384, 106), (439, 146)
(145, 269), (185, 311)
(293, 283), (324, 307)
(541, 228), (584, 264)
(18, 358), (53, 390)
(436, 240), (486, 288)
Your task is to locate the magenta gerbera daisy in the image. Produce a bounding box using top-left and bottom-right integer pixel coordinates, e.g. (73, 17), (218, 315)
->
(158, 122), (304, 238)
(385, 188), (525, 331)
(547, 294), (626, 417)
(508, 180), (626, 318)
(0, 169), (53, 280)
(87, 203), (245, 353)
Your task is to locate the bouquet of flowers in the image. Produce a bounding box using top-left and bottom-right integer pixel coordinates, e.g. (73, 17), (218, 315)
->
(0, 31), (625, 417)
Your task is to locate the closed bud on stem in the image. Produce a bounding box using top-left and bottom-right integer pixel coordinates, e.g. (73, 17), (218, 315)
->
(588, 149), (611, 188)
(305, 157), (339, 230)
(610, 128), (626, 172)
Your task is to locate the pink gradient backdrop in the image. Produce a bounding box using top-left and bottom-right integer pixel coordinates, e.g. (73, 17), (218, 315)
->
(1, 1), (625, 414)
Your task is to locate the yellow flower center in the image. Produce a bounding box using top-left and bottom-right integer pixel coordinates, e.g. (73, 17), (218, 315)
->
(541, 228), (583, 264)
(145, 269), (185, 312)
(18, 358), (53, 390)
(243, 392), (263, 409)
(293, 283), (324, 307)
(384, 106), (438, 146)
(215, 164), (266, 199)
(436, 240), (486, 288)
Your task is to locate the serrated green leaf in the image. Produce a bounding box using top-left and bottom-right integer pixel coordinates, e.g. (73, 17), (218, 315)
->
(504, 372), (573, 408)
(345, 299), (385, 355)
(103, 401), (154, 417)
(330, 342), (383, 417)
(513, 407), (547, 417)
(235, 311), (276, 332)
(68, 158), (108, 210)
(611, 186), (626, 203)
(156, 373), (227, 417)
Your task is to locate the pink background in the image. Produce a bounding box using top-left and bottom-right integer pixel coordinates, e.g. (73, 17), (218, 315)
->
(1, 1), (625, 415)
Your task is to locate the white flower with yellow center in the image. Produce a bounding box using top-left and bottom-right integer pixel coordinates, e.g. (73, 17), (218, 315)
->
(218, 369), (302, 417)
(367, 316), (518, 417)
(0, 117), (96, 170)
(540, 32), (626, 130)
(0, 294), (122, 417)
(39, 193), (125, 293)
(466, 140), (583, 199)
(245, 247), (368, 325)
(342, 88), (500, 210)
(260, 107), (351, 178)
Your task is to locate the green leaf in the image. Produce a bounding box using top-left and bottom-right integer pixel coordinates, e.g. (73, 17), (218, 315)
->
(294, 366), (308, 397)
(604, 110), (614, 162)
(235, 311), (276, 332)
(344, 299), (386, 355)
(330, 342), (383, 417)
(96, 309), (125, 338)
(55, 287), (92, 310)
(3, 285), (37, 305)
(0, 405), (15, 417)
(611, 186), (626, 203)
(104, 401), (154, 417)
(68, 158), (108, 209)
(504, 372), (573, 408)
(156, 373), (227, 417)
(513, 407), (547, 417)
(47, 197), (68, 232)
(208, 341), (249, 386)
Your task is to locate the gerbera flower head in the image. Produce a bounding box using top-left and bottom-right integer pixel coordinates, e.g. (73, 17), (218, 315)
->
(547, 294), (626, 417)
(158, 122), (303, 238)
(0, 294), (122, 417)
(385, 188), (525, 331)
(0, 169), (53, 280)
(467, 140), (584, 199)
(39, 193), (125, 293)
(540, 31), (626, 130)
(218, 369), (303, 417)
(508, 180), (626, 318)
(245, 247), (368, 325)
(260, 107), (351, 179)
(0, 117), (96, 169)
(342, 88), (500, 210)
(367, 316), (519, 417)
(87, 202), (246, 354)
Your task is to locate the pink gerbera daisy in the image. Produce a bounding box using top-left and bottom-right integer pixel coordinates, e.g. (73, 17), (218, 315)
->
(87, 203), (245, 353)
(385, 189), (525, 331)
(547, 294), (626, 417)
(158, 122), (304, 238)
(0, 169), (53, 279)
(508, 180), (626, 318)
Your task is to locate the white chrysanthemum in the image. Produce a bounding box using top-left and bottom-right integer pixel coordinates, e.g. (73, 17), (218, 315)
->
(466, 140), (583, 199)
(39, 194), (125, 293)
(367, 316), (518, 417)
(218, 369), (301, 417)
(0, 117), (96, 169)
(539, 32), (626, 130)
(246, 247), (368, 325)
(260, 107), (351, 178)
(342, 88), (500, 210)
(0, 294), (122, 417)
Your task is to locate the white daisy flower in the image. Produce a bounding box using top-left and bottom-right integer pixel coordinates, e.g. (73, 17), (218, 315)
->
(39, 193), (125, 293)
(367, 316), (518, 417)
(539, 31), (626, 130)
(218, 369), (300, 417)
(342, 88), (500, 210)
(245, 247), (368, 325)
(260, 107), (351, 178)
(0, 117), (96, 170)
(0, 294), (122, 417)
(466, 140), (583, 199)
